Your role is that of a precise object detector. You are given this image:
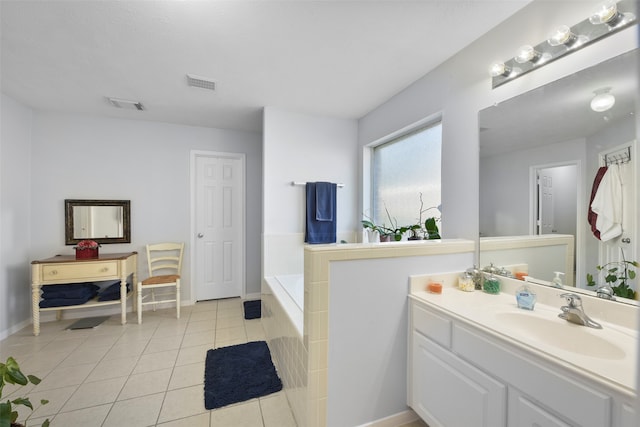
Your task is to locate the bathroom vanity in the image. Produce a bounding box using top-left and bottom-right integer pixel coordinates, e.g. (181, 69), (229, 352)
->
(408, 274), (638, 427)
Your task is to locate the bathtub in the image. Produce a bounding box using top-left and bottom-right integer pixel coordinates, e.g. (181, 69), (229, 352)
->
(264, 274), (303, 336)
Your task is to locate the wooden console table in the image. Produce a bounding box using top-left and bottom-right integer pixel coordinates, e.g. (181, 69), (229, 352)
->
(31, 252), (137, 336)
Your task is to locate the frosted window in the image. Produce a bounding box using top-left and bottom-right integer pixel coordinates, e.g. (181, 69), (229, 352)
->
(372, 122), (442, 231)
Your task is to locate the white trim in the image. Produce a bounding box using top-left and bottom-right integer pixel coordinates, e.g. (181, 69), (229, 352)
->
(190, 150), (247, 303)
(354, 409), (420, 427)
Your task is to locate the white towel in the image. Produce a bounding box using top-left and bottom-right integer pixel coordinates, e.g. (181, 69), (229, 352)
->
(590, 164), (623, 242)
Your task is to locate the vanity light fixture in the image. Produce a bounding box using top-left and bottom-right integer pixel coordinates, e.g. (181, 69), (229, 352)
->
(490, 0), (636, 89)
(590, 88), (616, 112)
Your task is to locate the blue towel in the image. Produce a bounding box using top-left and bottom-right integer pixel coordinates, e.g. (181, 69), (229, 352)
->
(315, 182), (334, 221)
(305, 182), (337, 244)
(40, 297), (96, 308)
(41, 283), (99, 299)
(97, 281), (131, 301)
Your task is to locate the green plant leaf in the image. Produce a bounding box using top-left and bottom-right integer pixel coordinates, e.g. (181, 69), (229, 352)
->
(629, 270), (636, 280)
(586, 273), (595, 286)
(0, 401), (12, 424)
(12, 397), (34, 410)
(27, 375), (41, 386)
(42, 419), (51, 427)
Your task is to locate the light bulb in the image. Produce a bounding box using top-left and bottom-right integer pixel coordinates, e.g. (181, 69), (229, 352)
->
(514, 45), (540, 64)
(548, 25), (576, 46)
(489, 62), (511, 77)
(589, 0), (619, 25)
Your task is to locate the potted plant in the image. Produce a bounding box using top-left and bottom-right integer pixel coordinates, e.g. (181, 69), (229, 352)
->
(413, 193), (441, 240)
(586, 254), (638, 299)
(0, 357), (49, 427)
(74, 239), (101, 259)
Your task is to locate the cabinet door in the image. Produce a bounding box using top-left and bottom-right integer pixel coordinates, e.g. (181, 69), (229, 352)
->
(510, 390), (573, 427)
(411, 331), (506, 427)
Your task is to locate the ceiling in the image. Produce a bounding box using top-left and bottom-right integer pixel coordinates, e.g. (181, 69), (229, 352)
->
(1, 0), (532, 133)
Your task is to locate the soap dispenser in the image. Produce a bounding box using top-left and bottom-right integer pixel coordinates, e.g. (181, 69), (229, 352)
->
(516, 282), (536, 310)
(551, 272), (565, 288)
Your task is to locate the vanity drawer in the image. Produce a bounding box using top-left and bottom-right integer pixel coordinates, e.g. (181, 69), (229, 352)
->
(411, 301), (452, 348)
(41, 261), (119, 281)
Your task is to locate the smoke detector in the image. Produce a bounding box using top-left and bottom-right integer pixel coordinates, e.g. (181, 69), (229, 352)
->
(186, 74), (216, 91)
(106, 97), (145, 111)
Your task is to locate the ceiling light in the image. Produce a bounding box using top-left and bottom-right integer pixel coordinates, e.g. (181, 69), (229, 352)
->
(489, 62), (511, 77)
(547, 25), (577, 47)
(514, 45), (541, 64)
(590, 89), (615, 112)
(106, 97), (145, 111)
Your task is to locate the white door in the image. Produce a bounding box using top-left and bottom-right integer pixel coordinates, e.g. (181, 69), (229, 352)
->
(193, 152), (245, 301)
(537, 171), (554, 235)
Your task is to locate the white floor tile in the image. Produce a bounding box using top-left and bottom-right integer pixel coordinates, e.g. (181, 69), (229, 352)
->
(61, 376), (127, 412)
(51, 403), (112, 426)
(157, 385), (208, 423)
(168, 361), (205, 390)
(209, 400), (263, 426)
(119, 368), (172, 400)
(102, 392), (165, 427)
(157, 412), (210, 427)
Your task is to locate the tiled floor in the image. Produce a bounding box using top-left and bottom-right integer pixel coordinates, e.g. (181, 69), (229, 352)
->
(0, 298), (297, 427)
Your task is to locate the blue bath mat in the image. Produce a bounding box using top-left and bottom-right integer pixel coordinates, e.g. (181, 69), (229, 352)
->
(204, 340), (282, 409)
(243, 299), (261, 319)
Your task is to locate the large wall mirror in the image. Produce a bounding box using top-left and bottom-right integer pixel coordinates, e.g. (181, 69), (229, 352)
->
(479, 48), (638, 301)
(65, 199), (131, 245)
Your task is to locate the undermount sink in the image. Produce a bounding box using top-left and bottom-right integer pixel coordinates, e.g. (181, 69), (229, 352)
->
(495, 312), (626, 360)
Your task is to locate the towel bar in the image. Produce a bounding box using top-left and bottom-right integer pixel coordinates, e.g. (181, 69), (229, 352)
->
(291, 181), (344, 188)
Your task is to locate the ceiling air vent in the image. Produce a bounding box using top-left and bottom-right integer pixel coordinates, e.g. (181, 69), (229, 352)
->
(186, 74), (216, 91)
(106, 97), (145, 111)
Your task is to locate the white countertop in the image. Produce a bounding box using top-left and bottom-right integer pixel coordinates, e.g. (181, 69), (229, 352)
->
(409, 275), (638, 396)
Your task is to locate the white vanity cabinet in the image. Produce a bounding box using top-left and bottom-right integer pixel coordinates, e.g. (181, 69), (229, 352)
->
(408, 297), (637, 427)
(410, 315), (506, 426)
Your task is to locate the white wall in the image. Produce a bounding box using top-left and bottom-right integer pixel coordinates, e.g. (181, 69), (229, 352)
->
(0, 94), (34, 338)
(262, 107), (358, 276)
(358, 1), (639, 244)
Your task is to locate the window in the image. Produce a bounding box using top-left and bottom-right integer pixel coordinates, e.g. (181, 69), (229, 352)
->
(371, 121), (442, 233)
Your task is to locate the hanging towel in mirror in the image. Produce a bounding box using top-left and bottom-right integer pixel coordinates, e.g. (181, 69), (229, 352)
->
(591, 164), (623, 242)
(315, 181), (334, 221)
(305, 182), (337, 244)
(588, 166), (608, 240)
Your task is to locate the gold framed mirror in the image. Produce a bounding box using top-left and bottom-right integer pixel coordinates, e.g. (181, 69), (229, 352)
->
(65, 199), (131, 245)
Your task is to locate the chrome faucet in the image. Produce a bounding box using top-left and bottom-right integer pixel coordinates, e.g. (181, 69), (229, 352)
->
(558, 293), (602, 329)
(595, 285), (616, 301)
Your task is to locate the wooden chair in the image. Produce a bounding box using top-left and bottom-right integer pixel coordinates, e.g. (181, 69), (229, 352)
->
(137, 242), (184, 324)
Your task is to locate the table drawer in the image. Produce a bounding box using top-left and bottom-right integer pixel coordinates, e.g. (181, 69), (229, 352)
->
(412, 301), (452, 348)
(41, 262), (119, 281)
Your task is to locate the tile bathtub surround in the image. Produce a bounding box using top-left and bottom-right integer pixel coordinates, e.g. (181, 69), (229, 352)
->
(0, 299), (297, 427)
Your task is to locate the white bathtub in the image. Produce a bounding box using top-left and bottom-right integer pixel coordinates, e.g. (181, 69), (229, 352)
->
(264, 274), (303, 336)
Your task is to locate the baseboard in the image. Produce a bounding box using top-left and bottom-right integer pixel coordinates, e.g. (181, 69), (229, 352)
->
(0, 318), (32, 341)
(356, 409), (420, 427)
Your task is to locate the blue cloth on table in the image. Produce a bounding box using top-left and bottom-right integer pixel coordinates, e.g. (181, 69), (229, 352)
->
(315, 181), (334, 221)
(305, 182), (337, 244)
(41, 283), (99, 299)
(97, 281), (131, 301)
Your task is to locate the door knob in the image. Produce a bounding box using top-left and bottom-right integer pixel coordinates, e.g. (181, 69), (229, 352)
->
(621, 237), (631, 243)
(197, 233), (204, 238)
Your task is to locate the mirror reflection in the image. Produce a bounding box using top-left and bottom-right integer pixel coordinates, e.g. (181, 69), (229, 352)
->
(65, 199), (131, 245)
(479, 48), (638, 302)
